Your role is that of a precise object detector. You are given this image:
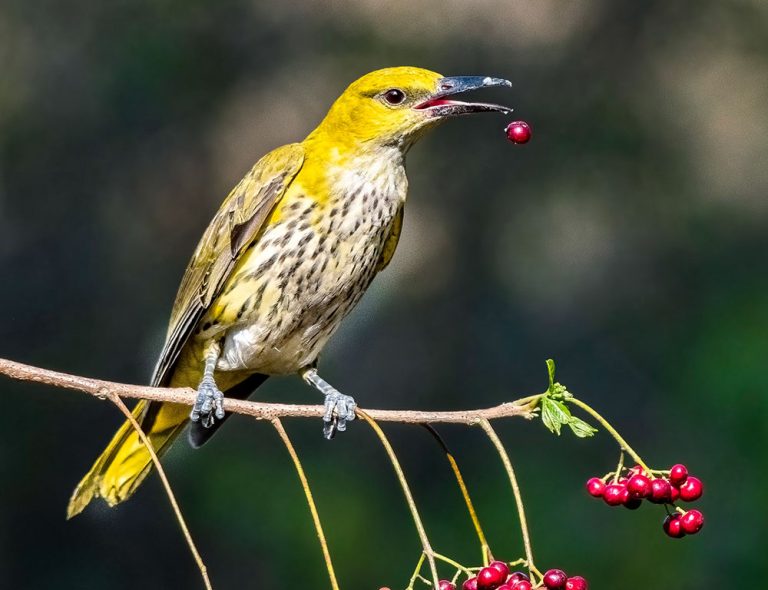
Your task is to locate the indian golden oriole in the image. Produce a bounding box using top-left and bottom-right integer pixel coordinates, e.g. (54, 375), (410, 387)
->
(67, 66), (513, 518)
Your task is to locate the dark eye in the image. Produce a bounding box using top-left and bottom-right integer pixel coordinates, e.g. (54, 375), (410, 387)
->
(382, 88), (406, 105)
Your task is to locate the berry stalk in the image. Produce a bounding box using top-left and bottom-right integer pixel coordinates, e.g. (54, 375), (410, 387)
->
(567, 397), (651, 474)
(271, 418), (339, 590)
(422, 425), (492, 565)
(478, 419), (542, 584)
(357, 411), (441, 588)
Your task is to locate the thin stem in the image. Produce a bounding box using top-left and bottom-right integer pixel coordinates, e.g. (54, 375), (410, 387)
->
(107, 393), (212, 590)
(568, 397), (651, 473)
(433, 552), (472, 576)
(271, 418), (339, 590)
(612, 451), (625, 483)
(357, 410), (440, 588)
(421, 425), (492, 565)
(478, 419), (537, 583)
(406, 553), (427, 590)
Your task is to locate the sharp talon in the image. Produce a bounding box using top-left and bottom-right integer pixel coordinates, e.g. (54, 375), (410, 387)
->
(323, 420), (336, 440)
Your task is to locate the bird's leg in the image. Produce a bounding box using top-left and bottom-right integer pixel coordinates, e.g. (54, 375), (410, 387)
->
(190, 341), (225, 428)
(300, 367), (357, 440)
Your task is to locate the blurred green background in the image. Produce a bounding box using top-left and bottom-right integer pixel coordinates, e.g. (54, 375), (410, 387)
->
(1, 1), (766, 588)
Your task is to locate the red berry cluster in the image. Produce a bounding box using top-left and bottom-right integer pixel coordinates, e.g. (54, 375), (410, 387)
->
(585, 463), (704, 538)
(457, 562), (587, 590)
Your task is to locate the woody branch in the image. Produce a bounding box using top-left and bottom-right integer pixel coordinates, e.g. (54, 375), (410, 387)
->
(0, 357), (537, 423)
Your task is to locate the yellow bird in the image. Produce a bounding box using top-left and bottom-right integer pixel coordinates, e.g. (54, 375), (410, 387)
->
(67, 66), (513, 518)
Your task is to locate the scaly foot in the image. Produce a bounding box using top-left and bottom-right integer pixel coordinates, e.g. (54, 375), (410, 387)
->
(322, 389), (357, 440)
(300, 367), (357, 439)
(190, 375), (225, 428)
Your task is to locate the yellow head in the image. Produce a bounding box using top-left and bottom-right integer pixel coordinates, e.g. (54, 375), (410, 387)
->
(308, 66), (513, 151)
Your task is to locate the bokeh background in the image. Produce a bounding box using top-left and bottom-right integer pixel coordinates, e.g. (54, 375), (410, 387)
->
(1, 1), (767, 588)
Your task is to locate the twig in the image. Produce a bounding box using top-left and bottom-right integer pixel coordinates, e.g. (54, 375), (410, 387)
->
(478, 419), (540, 584)
(357, 410), (440, 588)
(271, 418), (339, 590)
(0, 357), (535, 423)
(107, 393), (213, 590)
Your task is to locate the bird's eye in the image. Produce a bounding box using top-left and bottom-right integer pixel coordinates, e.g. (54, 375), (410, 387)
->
(382, 89), (406, 105)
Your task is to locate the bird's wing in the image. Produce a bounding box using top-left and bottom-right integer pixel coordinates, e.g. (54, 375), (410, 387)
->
(376, 205), (404, 272)
(151, 143), (305, 387)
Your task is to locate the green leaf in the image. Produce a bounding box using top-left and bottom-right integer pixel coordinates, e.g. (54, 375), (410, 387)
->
(541, 397), (571, 435)
(552, 399), (572, 421)
(546, 359), (556, 391)
(541, 400), (557, 434)
(567, 416), (598, 438)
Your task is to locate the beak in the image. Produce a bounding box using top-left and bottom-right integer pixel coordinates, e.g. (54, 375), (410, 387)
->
(414, 76), (513, 117)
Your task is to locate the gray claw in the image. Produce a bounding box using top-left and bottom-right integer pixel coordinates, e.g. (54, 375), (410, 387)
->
(322, 391), (356, 439)
(190, 375), (224, 428)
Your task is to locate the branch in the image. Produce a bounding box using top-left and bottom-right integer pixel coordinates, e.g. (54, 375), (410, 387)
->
(0, 357), (537, 424)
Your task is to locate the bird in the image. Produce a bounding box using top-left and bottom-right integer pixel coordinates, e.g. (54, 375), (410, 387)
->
(67, 66), (513, 518)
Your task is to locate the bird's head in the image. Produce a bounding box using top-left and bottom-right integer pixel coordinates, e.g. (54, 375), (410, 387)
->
(309, 66), (513, 152)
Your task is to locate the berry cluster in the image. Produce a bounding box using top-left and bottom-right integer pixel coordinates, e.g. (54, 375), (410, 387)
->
(585, 463), (704, 538)
(454, 562), (587, 590)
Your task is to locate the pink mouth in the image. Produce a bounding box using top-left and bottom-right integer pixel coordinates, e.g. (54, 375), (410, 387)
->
(414, 98), (463, 110)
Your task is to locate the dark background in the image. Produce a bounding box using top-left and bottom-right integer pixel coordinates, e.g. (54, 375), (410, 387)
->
(1, 1), (766, 588)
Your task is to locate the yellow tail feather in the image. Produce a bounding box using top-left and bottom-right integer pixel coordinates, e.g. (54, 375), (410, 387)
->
(66, 400), (189, 519)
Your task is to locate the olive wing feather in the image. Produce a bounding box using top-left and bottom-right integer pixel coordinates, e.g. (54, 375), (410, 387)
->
(150, 143), (305, 387)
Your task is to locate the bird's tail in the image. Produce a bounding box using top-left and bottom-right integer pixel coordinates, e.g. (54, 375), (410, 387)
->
(66, 400), (189, 519)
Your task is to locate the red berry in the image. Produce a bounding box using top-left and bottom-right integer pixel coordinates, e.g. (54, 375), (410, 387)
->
(543, 569), (568, 589)
(515, 583), (532, 590)
(627, 474), (652, 498)
(678, 476), (703, 502)
(649, 478), (672, 503)
(670, 485), (680, 502)
(439, 581), (457, 590)
(507, 572), (529, 584)
(663, 514), (686, 538)
(496, 586), (513, 590)
(680, 509), (705, 534)
(477, 566), (506, 589)
(628, 465), (646, 476)
(603, 483), (629, 506)
(565, 576), (589, 590)
(463, 578), (479, 590)
(489, 561), (510, 580)
(624, 497), (642, 510)
(586, 477), (606, 498)
(505, 121), (532, 144)
(669, 464), (689, 486)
